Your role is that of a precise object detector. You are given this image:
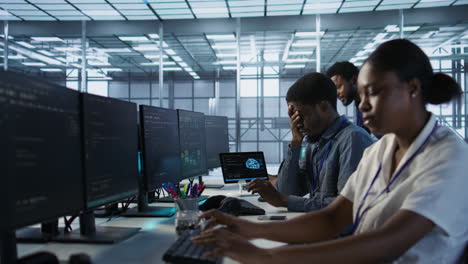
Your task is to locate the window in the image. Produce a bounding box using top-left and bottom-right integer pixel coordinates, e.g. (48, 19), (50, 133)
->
(264, 78), (279, 96)
(88, 81), (108, 97)
(240, 79), (257, 97)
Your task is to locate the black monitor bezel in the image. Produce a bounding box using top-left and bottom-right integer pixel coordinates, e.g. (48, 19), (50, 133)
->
(139, 105), (182, 192)
(205, 115), (229, 170)
(80, 93), (139, 210)
(1, 71), (85, 230)
(176, 109), (208, 179)
(219, 151), (269, 184)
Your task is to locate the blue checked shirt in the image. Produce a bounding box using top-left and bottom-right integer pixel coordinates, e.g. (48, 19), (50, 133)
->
(275, 115), (375, 212)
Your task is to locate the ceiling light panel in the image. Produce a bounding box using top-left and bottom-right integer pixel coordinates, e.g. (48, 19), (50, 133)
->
(228, 0), (264, 7)
(28, 0), (67, 3)
(126, 15), (157, 20)
(113, 3), (148, 9)
(75, 4), (114, 10)
(55, 16), (90, 20)
(376, 0), (417, 10)
(0, 4), (38, 10)
(416, 0), (454, 8)
(47, 10), (82, 16)
(303, 0), (341, 14)
(108, 0), (146, 3)
(341, 0), (380, 8)
(231, 12), (263, 17)
(10, 10), (48, 16)
(267, 4), (301, 11)
(117, 9), (152, 15)
(339, 6), (375, 13)
(230, 6), (264, 12)
(67, 0), (107, 3)
(159, 14), (194, 19)
(36, 4), (75, 10)
(267, 11), (300, 16)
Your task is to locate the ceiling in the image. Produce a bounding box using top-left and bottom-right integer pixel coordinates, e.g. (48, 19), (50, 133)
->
(1, 3), (468, 80)
(1, 0), (468, 21)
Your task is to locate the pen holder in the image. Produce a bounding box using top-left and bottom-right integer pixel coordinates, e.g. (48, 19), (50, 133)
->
(174, 198), (201, 236)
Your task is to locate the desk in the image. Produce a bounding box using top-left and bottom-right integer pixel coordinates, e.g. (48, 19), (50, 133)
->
(17, 165), (304, 264)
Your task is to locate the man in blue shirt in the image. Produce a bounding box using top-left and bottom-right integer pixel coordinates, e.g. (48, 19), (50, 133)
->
(249, 72), (374, 212)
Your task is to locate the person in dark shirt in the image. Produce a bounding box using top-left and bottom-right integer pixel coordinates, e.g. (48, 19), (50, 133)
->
(326, 61), (366, 130)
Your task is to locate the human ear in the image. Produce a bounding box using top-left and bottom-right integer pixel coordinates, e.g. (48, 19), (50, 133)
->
(408, 78), (422, 99)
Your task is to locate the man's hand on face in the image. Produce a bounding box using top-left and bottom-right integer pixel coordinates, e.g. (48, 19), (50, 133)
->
(288, 104), (304, 148)
(248, 179), (287, 207)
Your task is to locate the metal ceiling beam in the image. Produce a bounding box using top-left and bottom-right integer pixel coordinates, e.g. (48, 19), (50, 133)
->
(6, 6), (468, 36)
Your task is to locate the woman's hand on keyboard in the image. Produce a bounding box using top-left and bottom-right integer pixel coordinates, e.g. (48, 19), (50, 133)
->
(198, 209), (259, 239)
(192, 227), (272, 264)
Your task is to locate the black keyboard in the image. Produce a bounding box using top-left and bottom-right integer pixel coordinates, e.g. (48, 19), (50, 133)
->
(163, 229), (221, 264)
(237, 199), (265, 216)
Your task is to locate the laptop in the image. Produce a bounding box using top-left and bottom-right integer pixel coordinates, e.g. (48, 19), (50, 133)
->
(219, 152), (269, 184)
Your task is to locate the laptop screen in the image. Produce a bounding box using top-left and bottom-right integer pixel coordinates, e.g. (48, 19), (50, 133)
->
(219, 152), (268, 183)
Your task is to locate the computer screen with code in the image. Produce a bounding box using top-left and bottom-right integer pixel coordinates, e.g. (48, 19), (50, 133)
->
(140, 105), (182, 190)
(0, 70), (84, 229)
(177, 110), (207, 179)
(220, 152), (268, 183)
(205, 115), (229, 169)
(81, 94), (139, 209)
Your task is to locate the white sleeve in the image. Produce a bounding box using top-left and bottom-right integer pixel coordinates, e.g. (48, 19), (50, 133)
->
(340, 170), (358, 203)
(401, 143), (468, 237)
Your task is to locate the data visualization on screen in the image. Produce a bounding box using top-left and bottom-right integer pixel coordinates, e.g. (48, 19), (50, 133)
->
(177, 110), (207, 178)
(220, 152), (268, 183)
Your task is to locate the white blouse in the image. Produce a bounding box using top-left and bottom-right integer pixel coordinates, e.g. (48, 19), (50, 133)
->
(341, 114), (468, 263)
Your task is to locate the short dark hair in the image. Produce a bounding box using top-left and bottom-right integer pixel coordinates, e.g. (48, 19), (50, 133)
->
(366, 39), (461, 105)
(286, 72), (337, 110)
(325, 61), (359, 82)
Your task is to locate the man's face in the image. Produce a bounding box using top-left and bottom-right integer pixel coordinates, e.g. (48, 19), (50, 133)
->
(288, 102), (326, 142)
(331, 75), (355, 106)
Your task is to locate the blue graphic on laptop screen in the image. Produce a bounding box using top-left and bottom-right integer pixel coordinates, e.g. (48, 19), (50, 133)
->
(221, 152), (268, 182)
(245, 158), (262, 170)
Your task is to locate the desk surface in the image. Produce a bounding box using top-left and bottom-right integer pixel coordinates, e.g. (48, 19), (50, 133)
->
(17, 166), (303, 264)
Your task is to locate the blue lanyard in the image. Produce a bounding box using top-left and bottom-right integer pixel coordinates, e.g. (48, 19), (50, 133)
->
(310, 119), (349, 191)
(351, 121), (438, 234)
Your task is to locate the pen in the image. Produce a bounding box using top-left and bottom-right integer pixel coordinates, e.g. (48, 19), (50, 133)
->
(198, 186), (205, 197)
(187, 182), (192, 196)
(167, 185), (179, 198)
(191, 183), (198, 197)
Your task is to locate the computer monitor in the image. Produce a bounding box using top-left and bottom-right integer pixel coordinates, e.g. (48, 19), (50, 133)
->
(219, 152), (269, 183)
(55, 93), (140, 243)
(0, 70), (84, 262)
(205, 115), (229, 169)
(122, 105), (180, 217)
(81, 93), (139, 209)
(177, 110), (208, 179)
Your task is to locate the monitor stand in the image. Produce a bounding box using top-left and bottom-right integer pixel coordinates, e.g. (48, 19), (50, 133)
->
(16, 219), (60, 243)
(1, 230), (17, 264)
(94, 203), (124, 218)
(53, 211), (140, 244)
(121, 191), (176, 217)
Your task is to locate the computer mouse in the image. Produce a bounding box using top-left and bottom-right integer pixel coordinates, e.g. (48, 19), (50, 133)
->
(198, 195), (226, 211)
(218, 197), (242, 216)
